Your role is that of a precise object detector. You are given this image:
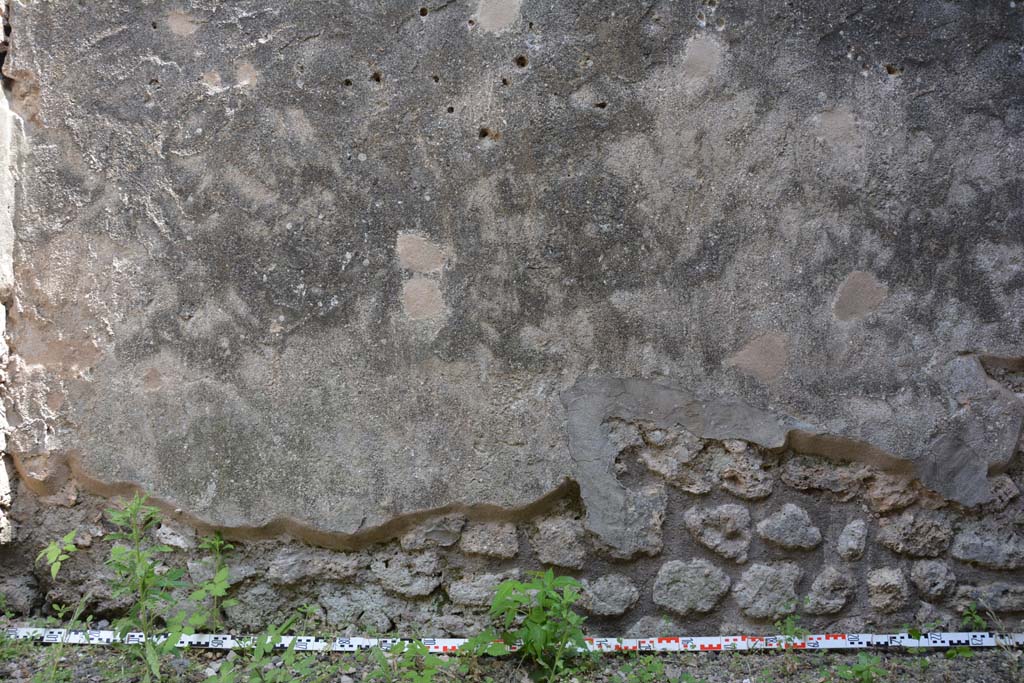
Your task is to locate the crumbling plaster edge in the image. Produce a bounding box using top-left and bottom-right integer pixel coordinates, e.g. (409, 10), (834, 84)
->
(0, 0), (28, 544)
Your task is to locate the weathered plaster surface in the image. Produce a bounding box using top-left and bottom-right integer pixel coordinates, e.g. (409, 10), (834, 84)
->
(1, 0), (1022, 544)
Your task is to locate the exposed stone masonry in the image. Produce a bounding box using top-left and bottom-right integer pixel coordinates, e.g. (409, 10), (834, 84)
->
(2, 429), (1023, 635)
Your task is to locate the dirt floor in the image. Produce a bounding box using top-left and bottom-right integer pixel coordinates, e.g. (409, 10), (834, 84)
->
(2, 635), (1022, 683)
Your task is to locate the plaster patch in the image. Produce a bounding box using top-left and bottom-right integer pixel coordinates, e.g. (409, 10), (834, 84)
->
(166, 11), (199, 37)
(680, 35), (724, 91)
(236, 62), (258, 88)
(725, 333), (788, 382)
(396, 233), (446, 273)
(402, 277), (445, 320)
(142, 368), (163, 392)
(475, 0), (522, 33)
(834, 271), (888, 321)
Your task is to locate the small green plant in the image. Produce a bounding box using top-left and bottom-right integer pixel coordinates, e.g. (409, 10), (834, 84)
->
(36, 531), (78, 580)
(773, 610), (808, 674)
(33, 530), (91, 683)
(195, 533), (238, 630)
(960, 602), (987, 631)
(944, 644), (973, 660)
(678, 673), (707, 683)
(620, 654), (665, 683)
(945, 602), (988, 661)
(480, 569), (587, 683)
(0, 628), (34, 665)
(214, 614), (342, 683)
(105, 493), (198, 682)
(367, 640), (457, 683)
(902, 620), (939, 676)
(836, 652), (886, 682)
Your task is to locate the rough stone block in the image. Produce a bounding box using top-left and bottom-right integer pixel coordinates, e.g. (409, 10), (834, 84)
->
(755, 503), (822, 551)
(867, 568), (910, 613)
(683, 503), (752, 563)
(458, 521), (519, 559)
(876, 511), (952, 558)
(910, 560), (956, 601)
(530, 514), (588, 569)
(580, 574), (640, 616)
(652, 559), (730, 617)
(804, 566), (852, 615)
(733, 562), (802, 620)
(836, 519), (867, 561)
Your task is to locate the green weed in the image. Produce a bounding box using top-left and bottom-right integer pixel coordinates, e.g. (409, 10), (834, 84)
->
(479, 569), (587, 683)
(836, 652), (886, 682)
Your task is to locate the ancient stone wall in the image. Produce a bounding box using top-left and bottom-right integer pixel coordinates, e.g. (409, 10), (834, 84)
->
(0, 0), (1022, 634)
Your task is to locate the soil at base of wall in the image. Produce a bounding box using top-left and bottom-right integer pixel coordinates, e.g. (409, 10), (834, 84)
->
(1, 635), (1022, 683)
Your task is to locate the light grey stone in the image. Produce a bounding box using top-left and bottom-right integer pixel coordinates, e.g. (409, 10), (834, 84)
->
(952, 583), (1024, 613)
(589, 484), (668, 560)
(370, 551), (443, 598)
(837, 519), (868, 560)
(459, 521), (519, 559)
(0, 573), (39, 614)
(683, 503), (752, 563)
(653, 559), (731, 617)
(862, 473), (918, 513)
(625, 615), (681, 638)
(268, 547), (363, 585)
(720, 467), (774, 501)
(913, 602), (956, 631)
(446, 571), (517, 607)
(723, 439), (749, 454)
(187, 557), (259, 585)
(581, 574), (640, 616)
(639, 444), (714, 494)
(0, 455), (13, 508)
(780, 456), (866, 500)
(154, 519), (197, 550)
(0, 508), (10, 545)
(733, 562), (802, 620)
(531, 514), (588, 569)
(319, 586), (394, 633)
(910, 560), (956, 600)
(400, 514), (466, 551)
(950, 521), (1024, 570)
(224, 584), (288, 631)
(804, 566), (852, 615)
(867, 568), (909, 613)
(756, 503), (821, 550)
(876, 511), (953, 558)
(980, 474), (1019, 513)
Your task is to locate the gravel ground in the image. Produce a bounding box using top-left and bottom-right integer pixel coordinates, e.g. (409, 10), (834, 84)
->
(2, 639), (1022, 683)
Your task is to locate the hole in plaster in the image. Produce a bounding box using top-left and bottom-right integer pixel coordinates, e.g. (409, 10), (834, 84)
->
(514, 54), (528, 68)
(478, 127), (500, 140)
(446, 106), (454, 113)
(884, 64), (903, 76)
(593, 101), (607, 109)
(371, 71), (382, 83)
(419, 7), (428, 17)
(501, 77), (510, 86)
(432, 75), (440, 83)
(343, 78), (353, 86)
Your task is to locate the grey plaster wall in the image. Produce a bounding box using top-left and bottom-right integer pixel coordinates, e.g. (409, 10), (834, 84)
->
(0, 0), (1022, 629)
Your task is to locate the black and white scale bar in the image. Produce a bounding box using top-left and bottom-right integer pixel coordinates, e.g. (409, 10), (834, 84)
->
(6, 628), (1024, 654)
